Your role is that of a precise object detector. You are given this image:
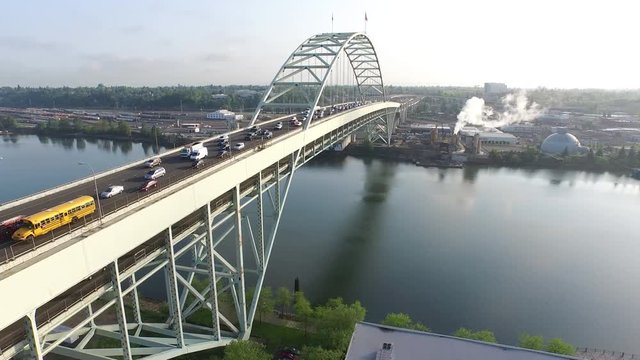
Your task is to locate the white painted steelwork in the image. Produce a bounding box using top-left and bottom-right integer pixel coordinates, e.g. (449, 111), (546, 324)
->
(0, 31), (421, 359)
(0, 103), (401, 360)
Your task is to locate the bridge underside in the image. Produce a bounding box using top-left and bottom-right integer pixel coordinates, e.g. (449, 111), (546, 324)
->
(0, 105), (401, 360)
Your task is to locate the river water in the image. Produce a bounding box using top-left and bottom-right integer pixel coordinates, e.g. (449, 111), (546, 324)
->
(2, 134), (639, 353)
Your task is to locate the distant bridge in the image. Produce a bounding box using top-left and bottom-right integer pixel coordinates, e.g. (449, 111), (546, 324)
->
(0, 32), (418, 360)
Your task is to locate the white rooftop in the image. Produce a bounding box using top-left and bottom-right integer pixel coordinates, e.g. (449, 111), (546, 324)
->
(346, 322), (578, 360)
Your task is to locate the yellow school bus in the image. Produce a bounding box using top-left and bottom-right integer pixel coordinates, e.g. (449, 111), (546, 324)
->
(12, 196), (96, 241)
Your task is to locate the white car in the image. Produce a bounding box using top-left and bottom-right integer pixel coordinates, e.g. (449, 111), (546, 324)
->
(292, 120), (302, 127)
(144, 167), (166, 180)
(233, 142), (245, 150)
(274, 122), (283, 130)
(217, 134), (229, 141)
(100, 185), (124, 198)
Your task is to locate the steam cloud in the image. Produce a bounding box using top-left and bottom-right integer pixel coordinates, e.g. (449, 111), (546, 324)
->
(453, 91), (543, 134)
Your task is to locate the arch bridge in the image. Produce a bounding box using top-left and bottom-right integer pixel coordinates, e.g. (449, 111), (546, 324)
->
(0, 32), (417, 360)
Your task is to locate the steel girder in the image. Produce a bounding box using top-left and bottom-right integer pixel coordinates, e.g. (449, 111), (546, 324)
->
(251, 32), (386, 127)
(4, 110), (388, 360)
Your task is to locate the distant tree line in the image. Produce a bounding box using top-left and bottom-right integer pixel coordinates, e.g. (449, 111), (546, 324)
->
(35, 118), (132, 137)
(0, 85), (264, 112)
(487, 145), (640, 172)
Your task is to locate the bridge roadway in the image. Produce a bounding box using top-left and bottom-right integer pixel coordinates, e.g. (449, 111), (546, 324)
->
(0, 100), (400, 334)
(0, 103), (368, 264)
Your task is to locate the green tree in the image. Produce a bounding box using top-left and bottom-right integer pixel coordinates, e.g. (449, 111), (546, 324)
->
(518, 333), (544, 350)
(382, 312), (412, 328)
(0, 116), (17, 130)
(301, 345), (343, 360)
(545, 338), (576, 356)
(381, 312), (430, 332)
(627, 146), (636, 162)
(312, 297), (366, 351)
(488, 149), (501, 162)
(453, 328), (497, 343)
(294, 291), (313, 335)
(276, 287), (292, 316)
(617, 146), (626, 159)
(117, 121), (132, 137)
(257, 287), (275, 324)
(223, 340), (270, 360)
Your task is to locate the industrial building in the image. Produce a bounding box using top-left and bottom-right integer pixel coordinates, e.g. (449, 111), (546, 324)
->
(459, 127), (518, 145)
(346, 322), (578, 360)
(206, 109), (244, 121)
(540, 129), (588, 155)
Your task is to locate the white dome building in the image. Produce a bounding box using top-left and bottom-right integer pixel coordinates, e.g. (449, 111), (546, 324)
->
(540, 129), (588, 155)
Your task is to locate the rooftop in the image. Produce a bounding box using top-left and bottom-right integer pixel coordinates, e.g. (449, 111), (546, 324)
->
(346, 322), (578, 360)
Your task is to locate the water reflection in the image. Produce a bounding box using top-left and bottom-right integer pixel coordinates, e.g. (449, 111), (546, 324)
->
(315, 159), (396, 297)
(76, 138), (86, 151)
(462, 166), (479, 183)
(61, 138), (74, 150)
(37, 134), (49, 144)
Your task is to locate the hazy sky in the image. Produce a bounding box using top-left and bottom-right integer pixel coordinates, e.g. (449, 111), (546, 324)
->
(1, 0), (638, 89)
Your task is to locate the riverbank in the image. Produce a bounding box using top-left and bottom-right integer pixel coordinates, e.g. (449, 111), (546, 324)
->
(344, 143), (635, 175)
(7, 127), (190, 149)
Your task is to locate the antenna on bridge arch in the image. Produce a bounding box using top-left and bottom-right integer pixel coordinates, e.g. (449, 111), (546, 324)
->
(364, 11), (368, 33)
(331, 13), (334, 33)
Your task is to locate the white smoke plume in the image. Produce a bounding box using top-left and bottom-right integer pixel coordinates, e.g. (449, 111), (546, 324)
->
(453, 91), (543, 134)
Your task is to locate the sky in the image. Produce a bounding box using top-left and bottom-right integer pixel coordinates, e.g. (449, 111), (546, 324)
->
(0, 0), (639, 89)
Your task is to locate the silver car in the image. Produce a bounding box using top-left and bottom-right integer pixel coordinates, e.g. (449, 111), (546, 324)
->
(144, 167), (166, 180)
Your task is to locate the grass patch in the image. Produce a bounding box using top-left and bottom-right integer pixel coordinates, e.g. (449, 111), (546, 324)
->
(251, 321), (306, 353)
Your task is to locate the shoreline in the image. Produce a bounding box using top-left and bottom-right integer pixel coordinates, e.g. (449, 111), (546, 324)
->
(343, 144), (634, 176)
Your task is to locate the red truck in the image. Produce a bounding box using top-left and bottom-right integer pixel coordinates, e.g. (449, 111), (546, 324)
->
(0, 216), (25, 242)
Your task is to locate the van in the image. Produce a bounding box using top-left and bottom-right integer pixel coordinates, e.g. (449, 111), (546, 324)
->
(189, 147), (208, 161)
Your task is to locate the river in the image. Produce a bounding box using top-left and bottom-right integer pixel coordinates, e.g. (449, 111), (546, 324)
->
(2, 134), (639, 353)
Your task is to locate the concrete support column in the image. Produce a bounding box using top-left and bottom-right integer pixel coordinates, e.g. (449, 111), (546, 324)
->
(164, 227), (185, 347)
(110, 262), (133, 360)
(24, 313), (43, 360)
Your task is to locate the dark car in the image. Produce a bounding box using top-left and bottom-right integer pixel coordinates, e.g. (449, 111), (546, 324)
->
(192, 159), (205, 169)
(0, 215), (25, 242)
(274, 347), (300, 360)
(139, 179), (158, 192)
(217, 150), (229, 158)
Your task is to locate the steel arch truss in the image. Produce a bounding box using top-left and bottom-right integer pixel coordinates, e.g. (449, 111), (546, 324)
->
(251, 32), (385, 124)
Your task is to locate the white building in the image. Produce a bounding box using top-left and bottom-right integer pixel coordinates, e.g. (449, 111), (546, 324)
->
(479, 132), (517, 145)
(206, 110), (244, 121)
(346, 322), (576, 360)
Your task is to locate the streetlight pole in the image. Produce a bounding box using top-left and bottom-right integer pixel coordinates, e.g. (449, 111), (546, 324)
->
(78, 162), (103, 223)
